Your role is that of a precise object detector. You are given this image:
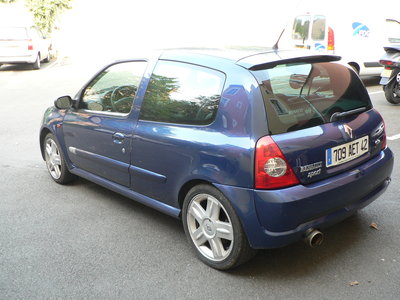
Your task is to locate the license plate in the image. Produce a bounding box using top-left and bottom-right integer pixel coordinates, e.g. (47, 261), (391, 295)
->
(326, 136), (369, 167)
(380, 69), (392, 78)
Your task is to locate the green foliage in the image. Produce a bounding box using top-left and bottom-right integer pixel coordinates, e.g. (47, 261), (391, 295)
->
(25, 0), (73, 35)
(0, 0), (19, 3)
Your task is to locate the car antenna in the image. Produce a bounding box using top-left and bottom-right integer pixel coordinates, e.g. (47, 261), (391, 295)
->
(273, 28), (285, 51)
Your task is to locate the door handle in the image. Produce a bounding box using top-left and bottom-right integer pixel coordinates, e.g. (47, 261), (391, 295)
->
(112, 132), (125, 144)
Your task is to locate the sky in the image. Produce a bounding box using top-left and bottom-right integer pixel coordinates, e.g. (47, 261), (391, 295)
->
(0, 0), (397, 62)
(55, 0), (302, 57)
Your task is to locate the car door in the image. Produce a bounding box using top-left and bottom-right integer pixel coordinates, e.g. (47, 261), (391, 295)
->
(62, 61), (147, 187)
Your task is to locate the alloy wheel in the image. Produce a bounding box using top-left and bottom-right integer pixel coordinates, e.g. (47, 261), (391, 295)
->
(45, 138), (62, 179)
(186, 193), (234, 262)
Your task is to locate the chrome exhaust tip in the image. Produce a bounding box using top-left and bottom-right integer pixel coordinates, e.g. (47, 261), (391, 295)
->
(304, 229), (324, 248)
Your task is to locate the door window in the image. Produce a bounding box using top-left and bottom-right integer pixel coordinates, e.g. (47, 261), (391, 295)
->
(139, 60), (225, 125)
(292, 15), (311, 40)
(311, 16), (326, 41)
(80, 61), (147, 114)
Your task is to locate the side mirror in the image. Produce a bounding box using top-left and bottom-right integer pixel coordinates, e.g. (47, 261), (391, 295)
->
(54, 96), (72, 109)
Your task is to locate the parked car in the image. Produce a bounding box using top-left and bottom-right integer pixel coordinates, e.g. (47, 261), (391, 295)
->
(0, 25), (52, 69)
(40, 50), (393, 270)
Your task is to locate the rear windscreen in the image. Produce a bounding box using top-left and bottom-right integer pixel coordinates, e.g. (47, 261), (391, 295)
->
(0, 27), (28, 40)
(252, 62), (372, 134)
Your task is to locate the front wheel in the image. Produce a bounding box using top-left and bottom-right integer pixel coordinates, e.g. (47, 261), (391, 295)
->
(182, 184), (256, 270)
(384, 73), (400, 104)
(44, 133), (76, 184)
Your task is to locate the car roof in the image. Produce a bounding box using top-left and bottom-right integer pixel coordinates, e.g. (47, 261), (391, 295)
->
(113, 49), (342, 72)
(158, 49), (341, 70)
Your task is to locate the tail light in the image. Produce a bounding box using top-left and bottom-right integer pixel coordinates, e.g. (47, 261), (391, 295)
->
(374, 112), (387, 150)
(28, 39), (33, 51)
(255, 136), (299, 189)
(327, 27), (335, 52)
(381, 120), (387, 150)
(379, 60), (394, 66)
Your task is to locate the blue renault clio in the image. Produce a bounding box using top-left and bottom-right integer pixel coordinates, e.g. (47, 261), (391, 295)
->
(40, 50), (393, 269)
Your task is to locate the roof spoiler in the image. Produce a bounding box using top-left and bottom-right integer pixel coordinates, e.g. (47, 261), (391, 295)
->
(237, 51), (342, 71)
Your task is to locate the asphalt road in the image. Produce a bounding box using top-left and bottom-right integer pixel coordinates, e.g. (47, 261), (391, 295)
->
(0, 60), (399, 299)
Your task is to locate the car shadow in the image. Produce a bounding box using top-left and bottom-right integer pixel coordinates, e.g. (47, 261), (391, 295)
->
(0, 61), (53, 72)
(71, 176), (372, 277)
(70, 177), (184, 231)
(228, 213), (370, 276)
(362, 76), (381, 87)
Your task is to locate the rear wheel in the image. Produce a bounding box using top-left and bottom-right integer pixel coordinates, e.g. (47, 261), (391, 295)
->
(32, 54), (41, 70)
(182, 184), (256, 270)
(384, 76), (400, 104)
(44, 133), (76, 184)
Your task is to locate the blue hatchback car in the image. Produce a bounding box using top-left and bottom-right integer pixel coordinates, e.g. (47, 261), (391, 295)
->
(40, 50), (394, 269)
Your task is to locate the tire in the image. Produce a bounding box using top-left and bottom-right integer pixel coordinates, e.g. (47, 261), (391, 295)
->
(32, 54), (41, 70)
(43, 50), (50, 63)
(384, 74), (400, 104)
(182, 184), (256, 270)
(43, 133), (76, 184)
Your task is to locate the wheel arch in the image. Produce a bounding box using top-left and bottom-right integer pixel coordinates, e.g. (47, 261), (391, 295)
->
(39, 127), (52, 160)
(347, 62), (360, 74)
(178, 179), (214, 213)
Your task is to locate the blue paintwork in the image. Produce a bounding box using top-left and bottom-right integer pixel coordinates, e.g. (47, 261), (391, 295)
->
(40, 50), (394, 249)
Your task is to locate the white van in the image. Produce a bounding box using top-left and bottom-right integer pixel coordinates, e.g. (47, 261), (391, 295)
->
(278, 3), (400, 76)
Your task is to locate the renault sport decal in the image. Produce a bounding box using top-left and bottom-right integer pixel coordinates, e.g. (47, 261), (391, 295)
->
(352, 22), (370, 37)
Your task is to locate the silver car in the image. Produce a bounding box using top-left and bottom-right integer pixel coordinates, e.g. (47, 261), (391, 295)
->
(0, 26), (52, 70)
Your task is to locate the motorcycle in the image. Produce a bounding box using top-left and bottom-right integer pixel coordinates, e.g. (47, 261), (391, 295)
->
(379, 45), (400, 104)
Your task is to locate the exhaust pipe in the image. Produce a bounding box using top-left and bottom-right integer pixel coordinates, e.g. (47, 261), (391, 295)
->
(304, 229), (324, 248)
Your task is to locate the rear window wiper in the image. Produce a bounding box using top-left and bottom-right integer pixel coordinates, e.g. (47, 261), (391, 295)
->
(330, 107), (367, 122)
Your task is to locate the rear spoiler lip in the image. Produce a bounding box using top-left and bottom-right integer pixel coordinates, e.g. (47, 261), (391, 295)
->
(236, 50), (342, 71)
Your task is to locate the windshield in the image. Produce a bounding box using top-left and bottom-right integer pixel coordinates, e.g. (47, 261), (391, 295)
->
(0, 27), (28, 40)
(386, 19), (400, 43)
(252, 62), (372, 134)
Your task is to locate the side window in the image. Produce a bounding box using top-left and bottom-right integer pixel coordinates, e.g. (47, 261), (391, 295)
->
(292, 15), (311, 40)
(139, 60), (225, 125)
(81, 61), (147, 114)
(311, 16), (326, 40)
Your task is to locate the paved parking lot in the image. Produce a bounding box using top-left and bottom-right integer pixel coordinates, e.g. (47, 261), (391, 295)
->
(0, 61), (399, 299)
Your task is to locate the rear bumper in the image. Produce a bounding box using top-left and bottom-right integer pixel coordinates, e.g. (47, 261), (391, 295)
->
(0, 55), (36, 64)
(215, 147), (393, 249)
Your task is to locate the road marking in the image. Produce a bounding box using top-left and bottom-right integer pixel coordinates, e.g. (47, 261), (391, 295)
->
(388, 134), (400, 141)
(368, 91), (384, 95)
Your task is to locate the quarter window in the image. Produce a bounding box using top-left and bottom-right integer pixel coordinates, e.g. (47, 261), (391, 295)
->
(81, 61), (147, 114)
(139, 60), (225, 125)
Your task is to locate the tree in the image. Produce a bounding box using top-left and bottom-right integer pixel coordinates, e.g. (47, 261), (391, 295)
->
(25, 0), (73, 35)
(0, 0), (19, 3)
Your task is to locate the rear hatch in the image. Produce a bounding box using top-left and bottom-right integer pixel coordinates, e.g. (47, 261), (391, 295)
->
(250, 57), (385, 185)
(0, 27), (30, 58)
